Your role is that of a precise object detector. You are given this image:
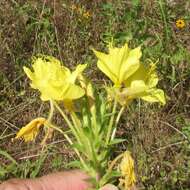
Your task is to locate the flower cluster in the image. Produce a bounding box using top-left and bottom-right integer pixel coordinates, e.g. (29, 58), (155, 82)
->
(93, 43), (165, 106)
(15, 43), (166, 190)
(71, 4), (91, 19)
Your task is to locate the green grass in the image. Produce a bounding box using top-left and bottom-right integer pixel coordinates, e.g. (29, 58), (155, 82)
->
(0, 0), (190, 189)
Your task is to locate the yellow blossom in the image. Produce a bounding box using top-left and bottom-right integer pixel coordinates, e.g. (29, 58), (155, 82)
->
(83, 11), (91, 19)
(24, 56), (86, 101)
(116, 62), (166, 105)
(93, 43), (142, 87)
(15, 118), (46, 142)
(176, 19), (185, 29)
(119, 151), (136, 190)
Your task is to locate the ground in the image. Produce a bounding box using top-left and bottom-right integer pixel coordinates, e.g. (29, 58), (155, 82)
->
(0, 0), (190, 189)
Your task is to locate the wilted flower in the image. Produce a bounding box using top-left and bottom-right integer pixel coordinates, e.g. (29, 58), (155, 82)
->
(24, 56), (86, 101)
(93, 43), (142, 87)
(119, 151), (136, 190)
(15, 118), (46, 142)
(176, 19), (185, 29)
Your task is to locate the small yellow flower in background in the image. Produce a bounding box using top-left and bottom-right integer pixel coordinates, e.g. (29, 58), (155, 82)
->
(15, 118), (46, 142)
(83, 11), (91, 19)
(176, 19), (186, 29)
(24, 56), (86, 102)
(119, 151), (136, 190)
(93, 43), (142, 87)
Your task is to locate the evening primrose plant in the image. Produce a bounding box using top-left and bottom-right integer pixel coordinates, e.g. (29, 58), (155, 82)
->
(15, 43), (165, 190)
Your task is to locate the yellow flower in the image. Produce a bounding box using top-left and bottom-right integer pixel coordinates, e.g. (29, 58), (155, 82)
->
(83, 11), (91, 19)
(24, 56), (86, 101)
(119, 151), (136, 190)
(15, 118), (46, 142)
(116, 62), (166, 105)
(93, 43), (142, 87)
(176, 19), (185, 29)
(106, 61), (165, 105)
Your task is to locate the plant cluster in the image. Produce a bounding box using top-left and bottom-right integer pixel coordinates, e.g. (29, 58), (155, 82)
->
(15, 43), (165, 189)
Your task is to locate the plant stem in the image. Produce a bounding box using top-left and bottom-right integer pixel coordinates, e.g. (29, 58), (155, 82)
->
(47, 100), (54, 122)
(45, 122), (88, 171)
(41, 100), (55, 145)
(106, 100), (117, 145)
(158, 0), (169, 44)
(111, 106), (125, 140)
(53, 101), (82, 145)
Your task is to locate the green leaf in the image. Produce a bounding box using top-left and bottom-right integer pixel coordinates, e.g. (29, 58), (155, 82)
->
(0, 166), (8, 177)
(109, 138), (126, 145)
(0, 149), (18, 165)
(66, 160), (82, 169)
(30, 152), (47, 178)
(71, 143), (84, 153)
(100, 170), (121, 186)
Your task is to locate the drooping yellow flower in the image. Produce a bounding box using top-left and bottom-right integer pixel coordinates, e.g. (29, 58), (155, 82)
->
(176, 19), (185, 29)
(15, 118), (46, 142)
(119, 151), (136, 190)
(24, 56), (86, 101)
(93, 43), (142, 87)
(117, 62), (166, 105)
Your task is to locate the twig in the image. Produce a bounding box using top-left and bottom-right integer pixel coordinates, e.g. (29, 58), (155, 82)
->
(19, 150), (75, 160)
(151, 140), (187, 153)
(160, 120), (189, 141)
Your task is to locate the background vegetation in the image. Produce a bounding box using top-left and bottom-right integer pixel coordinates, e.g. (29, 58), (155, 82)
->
(0, 0), (190, 189)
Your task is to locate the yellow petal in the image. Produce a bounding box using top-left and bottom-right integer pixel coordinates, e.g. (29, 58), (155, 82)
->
(142, 89), (166, 105)
(60, 83), (85, 100)
(117, 81), (147, 103)
(120, 46), (142, 83)
(23, 66), (35, 81)
(93, 43), (141, 86)
(68, 64), (87, 83)
(40, 83), (85, 101)
(124, 62), (158, 88)
(93, 49), (118, 84)
(15, 118), (46, 142)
